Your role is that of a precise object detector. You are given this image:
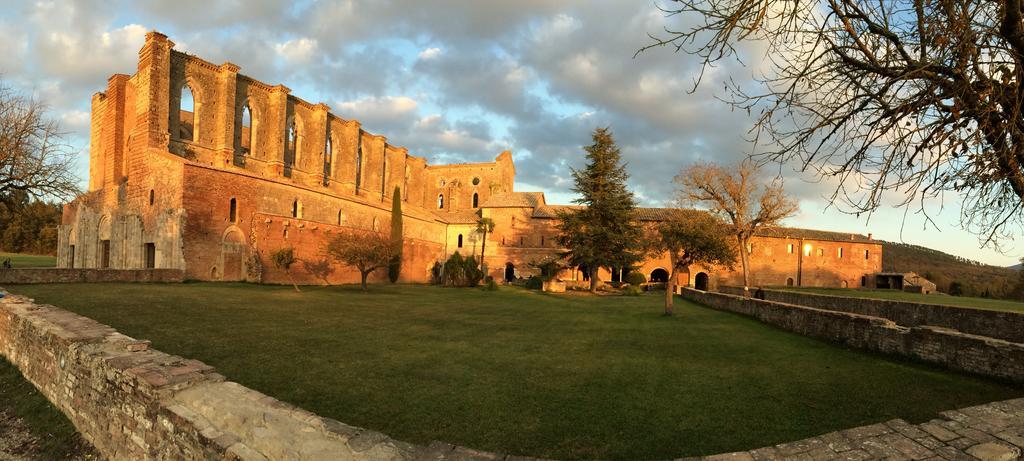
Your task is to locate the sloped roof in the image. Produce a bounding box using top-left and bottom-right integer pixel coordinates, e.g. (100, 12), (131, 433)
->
(753, 226), (874, 243)
(433, 209), (482, 224)
(480, 192), (546, 208)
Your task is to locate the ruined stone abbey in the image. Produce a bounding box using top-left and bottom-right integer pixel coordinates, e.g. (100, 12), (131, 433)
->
(57, 32), (883, 288)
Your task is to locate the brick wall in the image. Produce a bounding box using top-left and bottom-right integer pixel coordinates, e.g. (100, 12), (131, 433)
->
(0, 269), (184, 284)
(719, 286), (1024, 344)
(0, 290), (519, 460)
(682, 288), (1024, 383)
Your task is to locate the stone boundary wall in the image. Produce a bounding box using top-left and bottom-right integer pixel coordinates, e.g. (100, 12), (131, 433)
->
(0, 268), (185, 285)
(718, 285), (1024, 344)
(0, 289), (524, 461)
(682, 288), (1024, 383)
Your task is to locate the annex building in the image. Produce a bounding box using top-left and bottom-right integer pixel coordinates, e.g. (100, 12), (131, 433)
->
(57, 32), (883, 289)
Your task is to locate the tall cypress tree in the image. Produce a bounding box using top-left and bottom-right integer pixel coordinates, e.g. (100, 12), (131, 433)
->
(388, 186), (403, 283)
(556, 127), (642, 292)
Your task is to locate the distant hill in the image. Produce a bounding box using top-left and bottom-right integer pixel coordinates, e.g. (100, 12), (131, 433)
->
(1009, 263), (1023, 271)
(881, 241), (1019, 298)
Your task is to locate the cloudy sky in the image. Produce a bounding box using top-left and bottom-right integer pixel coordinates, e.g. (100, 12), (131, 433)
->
(0, 0), (1019, 266)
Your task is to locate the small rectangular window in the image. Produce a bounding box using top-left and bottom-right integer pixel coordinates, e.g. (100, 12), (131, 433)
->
(864, 249), (870, 260)
(787, 244), (794, 254)
(145, 243), (156, 269)
(838, 247), (844, 258)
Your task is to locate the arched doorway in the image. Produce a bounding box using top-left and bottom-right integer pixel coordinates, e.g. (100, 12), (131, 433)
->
(504, 263), (515, 282)
(221, 228), (245, 281)
(578, 264), (590, 281)
(650, 268), (669, 283)
(695, 272), (710, 291)
(841, 280), (849, 288)
(786, 277), (794, 286)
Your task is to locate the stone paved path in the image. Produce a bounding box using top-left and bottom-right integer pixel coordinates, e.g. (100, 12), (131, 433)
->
(689, 398), (1024, 461)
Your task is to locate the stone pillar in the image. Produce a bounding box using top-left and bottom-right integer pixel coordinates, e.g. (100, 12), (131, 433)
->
(309, 103), (330, 187)
(361, 133), (386, 198)
(214, 62), (240, 168)
(103, 75), (129, 192)
(133, 31), (174, 153)
(88, 92), (107, 192)
(266, 84), (290, 176)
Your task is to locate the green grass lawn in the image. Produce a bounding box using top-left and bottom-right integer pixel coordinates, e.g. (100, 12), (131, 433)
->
(772, 286), (1024, 313)
(0, 252), (56, 268)
(0, 357), (90, 459)
(10, 283), (1021, 460)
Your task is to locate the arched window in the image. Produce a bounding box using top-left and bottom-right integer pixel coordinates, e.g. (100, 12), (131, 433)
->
(324, 131), (333, 185)
(179, 83), (197, 142)
(472, 192), (479, 208)
(355, 132), (363, 189)
(291, 199), (300, 218)
(540, 235), (545, 246)
(229, 198), (237, 223)
(457, 234), (463, 248)
(286, 120), (297, 167)
(438, 194), (444, 209)
(337, 209), (344, 226)
(149, 189), (154, 206)
(372, 217), (380, 231)
(241, 104), (252, 154)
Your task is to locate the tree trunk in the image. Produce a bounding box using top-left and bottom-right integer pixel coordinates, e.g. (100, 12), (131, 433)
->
(738, 236), (751, 296)
(664, 266), (676, 316)
(360, 271), (369, 291)
(287, 270), (301, 292)
(480, 230), (487, 270)
(589, 267), (599, 292)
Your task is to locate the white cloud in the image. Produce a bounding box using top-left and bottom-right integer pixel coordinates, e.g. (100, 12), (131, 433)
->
(274, 38), (319, 65)
(418, 47), (442, 60)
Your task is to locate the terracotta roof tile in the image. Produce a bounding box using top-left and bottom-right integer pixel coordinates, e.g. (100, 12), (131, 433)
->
(433, 209), (482, 224)
(480, 192), (546, 208)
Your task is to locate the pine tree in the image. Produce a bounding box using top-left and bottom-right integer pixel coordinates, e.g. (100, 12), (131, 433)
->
(388, 186), (403, 283)
(556, 127), (643, 292)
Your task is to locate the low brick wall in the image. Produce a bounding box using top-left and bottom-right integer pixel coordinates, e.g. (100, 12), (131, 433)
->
(718, 286), (1024, 344)
(0, 289), (513, 460)
(0, 268), (184, 284)
(683, 288), (1024, 383)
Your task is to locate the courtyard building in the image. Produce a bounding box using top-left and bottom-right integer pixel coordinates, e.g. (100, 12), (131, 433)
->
(57, 32), (883, 288)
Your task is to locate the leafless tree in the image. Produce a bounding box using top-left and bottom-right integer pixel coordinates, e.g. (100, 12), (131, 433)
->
(640, 0), (1024, 246)
(0, 82), (79, 205)
(676, 161), (798, 289)
(325, 229), (394, 290)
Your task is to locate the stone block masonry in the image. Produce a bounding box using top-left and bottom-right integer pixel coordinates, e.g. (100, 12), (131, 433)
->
(0, 268), (185, 284)
(5, 286), (1024, 460)
(685, 288), (1024, 384)
(720, 286), (1024, 344)
(0, 288), (534, 460)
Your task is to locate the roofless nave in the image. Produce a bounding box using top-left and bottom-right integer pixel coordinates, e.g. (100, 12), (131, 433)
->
(57, 31), (883, 289)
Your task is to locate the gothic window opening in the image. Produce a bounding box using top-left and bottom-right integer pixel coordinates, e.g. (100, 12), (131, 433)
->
(291, 199), (302, 219)
(149, 189), (154, 206)
(337, 210), (344, 226)
(286, 120), (298, 168)
(472, 192), (479, 208)
(229, 198), (237, 223)
(177, 83), (197, 142)
(458, 234), (464, 248)
(355, 132), (363, 189)
(241, 104), (253, 154)
(324, 132), (332, 186)
(438, 194), (444, 209)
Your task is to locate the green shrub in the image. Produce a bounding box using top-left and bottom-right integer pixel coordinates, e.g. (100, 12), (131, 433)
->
(439, 252), (484, 287)
(623, 285), (642, 296)
(625, 271), (646, 286)
(525, 275), (543, 290)
(430, 262), (443, 284)
(483, 278), (499, 291)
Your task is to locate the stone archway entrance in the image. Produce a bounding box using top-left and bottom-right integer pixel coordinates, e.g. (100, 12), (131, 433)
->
(504, 263), (515, 283)
(695, 272), (710, 291)
(221, 228), (245, 281)
(650, 268), (669, 283)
